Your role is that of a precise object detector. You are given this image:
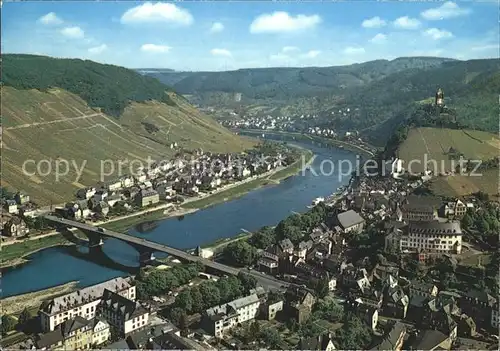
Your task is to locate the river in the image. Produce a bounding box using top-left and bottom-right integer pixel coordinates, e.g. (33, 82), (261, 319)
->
(2, 139), (356, 297)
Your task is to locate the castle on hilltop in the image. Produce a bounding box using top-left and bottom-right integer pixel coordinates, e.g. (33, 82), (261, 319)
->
(435, 88), (444, 107)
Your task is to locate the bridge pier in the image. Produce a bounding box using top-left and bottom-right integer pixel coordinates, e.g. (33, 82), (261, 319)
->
(138, 251), (156, 267)
(84, 231), (104, 253)
(129, 242), (157, 267)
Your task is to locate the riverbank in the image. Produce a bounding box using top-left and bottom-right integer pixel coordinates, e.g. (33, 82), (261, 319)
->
(1, 235), (75, 269)
(238, 129), (376, 157)
(182, 149), (315, 210)
(1, 148), (313, 269)
(2, 281), (78, 316)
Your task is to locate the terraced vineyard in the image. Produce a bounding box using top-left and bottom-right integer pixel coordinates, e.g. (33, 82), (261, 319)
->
(397, 127), (499, 198)
(2, 86), (254, 204)
(398, 127), (499, 174)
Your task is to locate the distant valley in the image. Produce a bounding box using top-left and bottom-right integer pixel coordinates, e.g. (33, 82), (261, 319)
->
(142, 57), (499, 146)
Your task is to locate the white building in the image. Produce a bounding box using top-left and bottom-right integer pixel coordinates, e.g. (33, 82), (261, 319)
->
(77, 187), (96, 200)
(98, 289), (149, 336)
(385, 221), (462, 255)
(337, 210), (365, 234)
(91, 318), (110, 346)
(204, 294), (260, 338)
(5, 200), (18, 214)
(39, 277), (136, 332)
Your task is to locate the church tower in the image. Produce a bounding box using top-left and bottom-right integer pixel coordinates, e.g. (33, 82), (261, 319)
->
(435, 88), (444, 107)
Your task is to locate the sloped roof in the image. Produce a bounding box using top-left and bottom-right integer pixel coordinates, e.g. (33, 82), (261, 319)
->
(337, 210), (365, 229)
(41, 277), (132, 315)
(101, 289), (147, 321)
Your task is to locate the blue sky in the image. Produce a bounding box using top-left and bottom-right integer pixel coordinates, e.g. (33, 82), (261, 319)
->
(3, 1), (498, 71)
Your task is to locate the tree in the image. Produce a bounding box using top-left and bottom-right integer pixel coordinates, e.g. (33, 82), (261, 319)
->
(259, 328), (283, 349)
(336, 314), (372, 350)
(1, 315), (16, 335)
(461, 213), (473, 229)
(238, 272), (257, 292)
(18, 308), (33, 326)
(476, 218), (490, 233)
(250, 226), (276, 249)
(199, 283), (221, 309)
(169, 307), (187, 327)
(314, 277), (330, 299)
(190, 287), (204, 313)
(223, 241), (257, 267)
(284, 225), (303, 243)
(314, 298), (344, 323)
(175, 290), (193, 312)
(247, 321), (261, 342)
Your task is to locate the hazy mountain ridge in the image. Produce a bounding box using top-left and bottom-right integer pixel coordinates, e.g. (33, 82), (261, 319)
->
(144, 57), (455, 103)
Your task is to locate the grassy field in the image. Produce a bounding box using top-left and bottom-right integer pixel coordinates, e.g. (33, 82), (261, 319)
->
(398, 127), (499, 174)
(430, 169), (499, 199)
(1, 234), (73, 268)
(2, 87), (255, 205)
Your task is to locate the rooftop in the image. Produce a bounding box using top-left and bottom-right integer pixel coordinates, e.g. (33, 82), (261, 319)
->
(101, 289), (148, 320)
(337, 210), (365, 229)
(408, 220), (462, 236)
(41, 277), (133, 315)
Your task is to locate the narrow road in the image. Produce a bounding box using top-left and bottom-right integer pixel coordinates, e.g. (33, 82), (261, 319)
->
(5, 113), (103, 130)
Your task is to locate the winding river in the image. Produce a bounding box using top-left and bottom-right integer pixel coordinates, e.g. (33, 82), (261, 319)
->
(3, 138), (356, 297)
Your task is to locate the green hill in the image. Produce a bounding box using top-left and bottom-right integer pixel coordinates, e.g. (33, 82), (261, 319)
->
(145, 57), (453, 103)
(1, 55), (255, 205)
(143, 57), (497, 145)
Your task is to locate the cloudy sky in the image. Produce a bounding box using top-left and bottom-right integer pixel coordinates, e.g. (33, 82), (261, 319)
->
(3, 1), (498, 71)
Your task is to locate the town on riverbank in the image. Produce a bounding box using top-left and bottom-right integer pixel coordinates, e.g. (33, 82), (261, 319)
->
(2, 132), (498, 350)
(1, 141), (313, 269)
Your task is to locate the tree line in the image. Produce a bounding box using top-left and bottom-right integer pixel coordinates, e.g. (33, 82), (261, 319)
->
(3, 54), (176, 117)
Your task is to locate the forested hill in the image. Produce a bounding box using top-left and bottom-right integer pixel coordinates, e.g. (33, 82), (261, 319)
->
(144, 57), (453, 102)
(3, 54), (176, 117)
(2, 54), (255, 204)
(359, 59), (500, 144)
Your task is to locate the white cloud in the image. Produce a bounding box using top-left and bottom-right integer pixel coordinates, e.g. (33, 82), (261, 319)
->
(471, 44), (499, 51)
(362, 16), (386, 28)
(121, 2), (193, 26)
(210, 22), (224, 33)
(60, 26), (84, 39)
(343, 46), (365, 55)
(38, 12), (63, 25)
(421, 1), (471, 20)
(370, 33), (387, 43)
(303, 50), (321, 58)
(250, 11), (321, 33)
(140, 44), (172, 53)
(88, 44), (107, 54)
(210, 48), (232, 57)
(393, 16), (421, 30)
(423, 28), (453, 40)
(282, 46), (300, 53)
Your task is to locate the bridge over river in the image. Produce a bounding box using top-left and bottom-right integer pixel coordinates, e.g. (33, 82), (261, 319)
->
(44, 215), (290, 290)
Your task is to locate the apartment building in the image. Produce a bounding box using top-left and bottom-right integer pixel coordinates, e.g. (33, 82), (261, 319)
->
(386, 221), (462, 255)
(401, 196), (440, 222)
(36, 316), (94, 350)
(98, 289), (150, 336)
(203, 293), (260, 337)
(39, 277), (136, 332)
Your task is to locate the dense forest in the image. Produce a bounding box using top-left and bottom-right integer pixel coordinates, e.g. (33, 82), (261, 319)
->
(3, 54), (176, 117)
